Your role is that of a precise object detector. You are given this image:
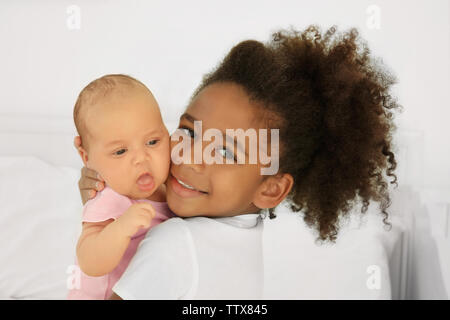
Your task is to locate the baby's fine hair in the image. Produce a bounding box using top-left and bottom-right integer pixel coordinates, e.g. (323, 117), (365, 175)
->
(73, 74), (149, 148)
(193, 25), (401, 242)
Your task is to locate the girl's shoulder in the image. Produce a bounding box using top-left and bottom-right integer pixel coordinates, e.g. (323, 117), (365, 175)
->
(145, 213), (262, 243)
(143, 217), (191, 243)
(114, 216), (197, 299)
(141, 216), (214, 253)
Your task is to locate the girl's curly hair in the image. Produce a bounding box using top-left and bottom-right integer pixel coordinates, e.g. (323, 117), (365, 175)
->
(193, 25), (401, 242)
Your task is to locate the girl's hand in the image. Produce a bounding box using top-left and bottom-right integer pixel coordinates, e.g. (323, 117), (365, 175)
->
(115, 203), (156, 238)
(74, 136), (105, 204)
(78, 167), (105, 205)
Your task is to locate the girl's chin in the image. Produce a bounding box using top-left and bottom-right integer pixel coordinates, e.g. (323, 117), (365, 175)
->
(166, 197), (196, 216)
(166, 197), (232, 218)
(166, 195), (206, 218)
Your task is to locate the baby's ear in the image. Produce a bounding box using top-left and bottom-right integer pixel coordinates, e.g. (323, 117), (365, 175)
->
(252, 173), (293, 210)
(77, 146), (89, 166)
(74, 136), (89, 166)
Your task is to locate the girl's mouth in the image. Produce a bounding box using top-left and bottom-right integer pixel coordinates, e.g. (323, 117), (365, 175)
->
(169, 174), (208, 198)
(176, 178), (196, 190)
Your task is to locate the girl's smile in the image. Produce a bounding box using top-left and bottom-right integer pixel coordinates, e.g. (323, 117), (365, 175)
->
(168, 172), (209, 198)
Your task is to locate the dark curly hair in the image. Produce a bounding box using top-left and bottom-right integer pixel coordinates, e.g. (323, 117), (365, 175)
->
(193, 25), (401, 242)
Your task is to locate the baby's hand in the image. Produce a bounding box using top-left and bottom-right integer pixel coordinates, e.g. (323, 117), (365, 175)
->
(116, 203), (156, 238)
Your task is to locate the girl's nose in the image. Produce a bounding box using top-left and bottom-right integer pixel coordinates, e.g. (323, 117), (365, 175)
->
(186, 138), (205, 173)
(170, 134), (204, 173)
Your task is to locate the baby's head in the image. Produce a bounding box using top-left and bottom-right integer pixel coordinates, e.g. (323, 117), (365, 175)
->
(74, 74), (170, 200)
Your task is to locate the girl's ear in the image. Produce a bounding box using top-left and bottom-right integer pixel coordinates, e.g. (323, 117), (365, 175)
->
(252, 173), (294, 209)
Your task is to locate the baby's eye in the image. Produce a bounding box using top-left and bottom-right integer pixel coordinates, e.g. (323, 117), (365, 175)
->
(147, 139), (159, 146)
(113, 149), (127, 156)
(217, 147), (236, 161)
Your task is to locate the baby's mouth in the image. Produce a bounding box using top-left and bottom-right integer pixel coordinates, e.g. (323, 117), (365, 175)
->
(136, 173), (155, 191)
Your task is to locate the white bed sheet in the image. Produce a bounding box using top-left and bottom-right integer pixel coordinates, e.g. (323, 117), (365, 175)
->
(0, 156), (81, 299)
(0, 156), (405, 299)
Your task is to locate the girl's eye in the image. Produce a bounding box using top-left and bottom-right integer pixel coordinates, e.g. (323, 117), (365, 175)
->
(178, 127), (196, 139)
(217, 147), (236, 161)
(114, 149), (127, 156)
(147, 139), (159, 146)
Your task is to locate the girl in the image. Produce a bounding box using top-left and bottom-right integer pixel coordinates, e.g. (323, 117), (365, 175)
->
(76, 25), (400, 299)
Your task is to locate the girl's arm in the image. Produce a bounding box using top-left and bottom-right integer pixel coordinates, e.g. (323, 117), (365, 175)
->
(76, 202), (156, 277)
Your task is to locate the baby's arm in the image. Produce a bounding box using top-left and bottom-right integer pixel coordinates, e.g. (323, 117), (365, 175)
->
(76, 202), (155, 277)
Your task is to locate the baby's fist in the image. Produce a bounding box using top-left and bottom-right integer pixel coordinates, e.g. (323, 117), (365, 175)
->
(117, 203), (156, 238)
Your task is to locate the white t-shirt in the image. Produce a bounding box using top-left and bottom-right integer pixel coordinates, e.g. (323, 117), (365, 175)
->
(113, 213), (264, 299)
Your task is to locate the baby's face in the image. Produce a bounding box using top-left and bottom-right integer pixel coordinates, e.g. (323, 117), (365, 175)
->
(84, 88), (170, 200)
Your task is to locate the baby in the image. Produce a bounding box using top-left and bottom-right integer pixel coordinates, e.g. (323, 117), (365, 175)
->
(67, 74), (173, 299)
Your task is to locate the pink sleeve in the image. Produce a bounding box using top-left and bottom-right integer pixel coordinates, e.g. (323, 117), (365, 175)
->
(82, 186), (133, 223)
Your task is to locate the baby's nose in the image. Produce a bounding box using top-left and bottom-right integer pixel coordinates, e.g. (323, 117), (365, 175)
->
(133, 149), (150, 165)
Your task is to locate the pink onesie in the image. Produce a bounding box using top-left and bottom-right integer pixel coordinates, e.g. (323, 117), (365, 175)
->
(67, 186), (174, 300)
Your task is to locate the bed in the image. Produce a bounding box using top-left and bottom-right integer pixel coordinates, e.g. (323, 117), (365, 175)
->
(0, 113), (447, 299)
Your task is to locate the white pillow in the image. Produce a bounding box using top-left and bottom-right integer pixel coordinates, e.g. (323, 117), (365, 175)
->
(0, 156), (82, 299)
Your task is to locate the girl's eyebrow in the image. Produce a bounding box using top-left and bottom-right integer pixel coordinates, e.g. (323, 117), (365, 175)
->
(180, 112), (197, 123)
(180, 112), (248, 156)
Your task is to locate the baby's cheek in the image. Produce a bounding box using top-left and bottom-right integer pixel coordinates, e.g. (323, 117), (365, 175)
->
(156, 146), (171, 180)
(152, 164), (168, 189)
(99, 164), (131, 193)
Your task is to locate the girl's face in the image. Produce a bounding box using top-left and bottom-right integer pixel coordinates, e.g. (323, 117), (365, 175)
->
(166, 82), (277, 217)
